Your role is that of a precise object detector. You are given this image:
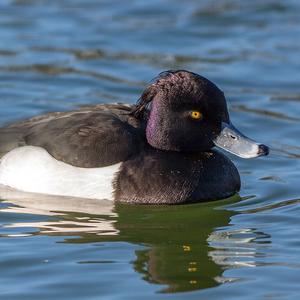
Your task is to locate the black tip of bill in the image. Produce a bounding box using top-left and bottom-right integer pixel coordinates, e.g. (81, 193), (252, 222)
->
(257, 144), (269, 156)
(213, 122), (269, 159)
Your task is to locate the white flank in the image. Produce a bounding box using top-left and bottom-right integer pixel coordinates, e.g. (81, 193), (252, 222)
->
(0, 146), (121, 200)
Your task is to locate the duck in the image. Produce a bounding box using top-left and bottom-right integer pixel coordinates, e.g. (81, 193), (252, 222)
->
(0, 70), (269, 204)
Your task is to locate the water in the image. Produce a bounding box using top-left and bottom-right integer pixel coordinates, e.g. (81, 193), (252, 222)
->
(0, 0), (300, 299)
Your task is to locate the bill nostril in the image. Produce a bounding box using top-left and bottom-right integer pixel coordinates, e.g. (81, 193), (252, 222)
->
(258, 144), (269, 156)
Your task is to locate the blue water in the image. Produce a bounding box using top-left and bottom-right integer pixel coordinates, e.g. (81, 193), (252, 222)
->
(1, 0), (300, 299)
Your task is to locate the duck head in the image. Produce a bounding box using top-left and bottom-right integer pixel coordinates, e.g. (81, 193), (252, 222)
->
(132, 70), (269, 158)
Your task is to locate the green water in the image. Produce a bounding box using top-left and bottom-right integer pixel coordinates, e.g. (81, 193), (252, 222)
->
(1, 0), (300, 299)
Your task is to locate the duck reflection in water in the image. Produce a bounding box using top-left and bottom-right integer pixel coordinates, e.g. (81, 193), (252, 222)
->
(0, 189), (270, 293)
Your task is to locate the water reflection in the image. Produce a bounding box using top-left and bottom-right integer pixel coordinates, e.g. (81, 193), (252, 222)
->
(109, 202), (238, 293)
(208, 228), (271, 269)
(0, 191), (270, 293)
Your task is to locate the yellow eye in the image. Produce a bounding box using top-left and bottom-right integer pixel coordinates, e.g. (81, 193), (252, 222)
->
(190, 110), (203, 120)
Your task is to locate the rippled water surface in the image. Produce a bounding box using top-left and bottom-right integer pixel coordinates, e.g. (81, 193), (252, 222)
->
(1, 0), (300, 299)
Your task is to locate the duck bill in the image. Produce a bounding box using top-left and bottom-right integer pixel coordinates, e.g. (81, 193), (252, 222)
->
(213, 122), (269, 158)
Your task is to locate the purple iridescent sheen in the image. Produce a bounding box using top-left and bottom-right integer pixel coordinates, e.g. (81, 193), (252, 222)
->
(146, 100), (160, 145)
